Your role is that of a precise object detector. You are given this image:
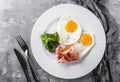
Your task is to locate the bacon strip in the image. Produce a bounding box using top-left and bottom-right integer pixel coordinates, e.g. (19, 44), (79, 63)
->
(55, 44), (79, 63)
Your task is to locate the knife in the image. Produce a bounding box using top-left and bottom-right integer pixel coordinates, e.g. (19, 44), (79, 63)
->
(14, 48), (31, 82)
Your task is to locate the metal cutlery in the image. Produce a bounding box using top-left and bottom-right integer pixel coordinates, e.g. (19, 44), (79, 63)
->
(14, 49), (31, 82)
(15, 35), (40, 82)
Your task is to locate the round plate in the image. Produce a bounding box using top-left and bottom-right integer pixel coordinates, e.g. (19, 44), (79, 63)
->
(31, 4), (106, 79)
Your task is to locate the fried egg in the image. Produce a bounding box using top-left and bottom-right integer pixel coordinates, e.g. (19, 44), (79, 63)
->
(57, 16), (82, 45)
(74, 32), (95, 57)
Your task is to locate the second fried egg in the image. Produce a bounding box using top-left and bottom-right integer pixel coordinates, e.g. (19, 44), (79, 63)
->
(74, 32), (95, 57)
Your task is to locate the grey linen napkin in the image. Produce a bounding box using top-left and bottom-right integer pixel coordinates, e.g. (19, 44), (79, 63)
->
(73, 0), (120, 82)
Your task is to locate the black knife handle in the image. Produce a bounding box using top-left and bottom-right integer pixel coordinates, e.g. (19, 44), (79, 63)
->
(14, 49), (32, 82)
(24, 70), (32, 82)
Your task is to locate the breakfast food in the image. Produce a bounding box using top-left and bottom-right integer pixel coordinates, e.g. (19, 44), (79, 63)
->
(40, 32), (59, 52)
(57, 16), (82, 45)
(74, 32), (94, 56)
(55, 44), (79, 63)
(40, 16), (95, 63)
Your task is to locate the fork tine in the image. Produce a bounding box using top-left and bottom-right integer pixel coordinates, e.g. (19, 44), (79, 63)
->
(19, 35), (28, 49)
(15, 35), (28, 51)
(16, 35), (25, 46)
(15, 35), (23, 45)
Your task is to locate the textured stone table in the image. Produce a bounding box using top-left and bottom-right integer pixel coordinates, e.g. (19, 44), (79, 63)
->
(0, 0), (120, 82)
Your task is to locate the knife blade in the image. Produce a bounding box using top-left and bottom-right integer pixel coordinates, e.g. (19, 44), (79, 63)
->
(14, 48), (31, 82)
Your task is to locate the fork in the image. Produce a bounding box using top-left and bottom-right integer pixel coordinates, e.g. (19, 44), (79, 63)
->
(15, 35), (40, 82)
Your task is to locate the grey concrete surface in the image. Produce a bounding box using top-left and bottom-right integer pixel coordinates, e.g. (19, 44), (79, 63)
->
(0, 0), (120, 82)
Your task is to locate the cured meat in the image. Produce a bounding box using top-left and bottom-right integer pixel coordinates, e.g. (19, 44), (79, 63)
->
(55, 44), (79, 63)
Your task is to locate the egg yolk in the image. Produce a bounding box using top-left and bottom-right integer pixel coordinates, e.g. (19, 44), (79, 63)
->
(65, 20), (78, 33)
(80, 33), (92, 45)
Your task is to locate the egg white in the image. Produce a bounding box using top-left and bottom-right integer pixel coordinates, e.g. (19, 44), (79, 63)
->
(57, 16), (82, 45)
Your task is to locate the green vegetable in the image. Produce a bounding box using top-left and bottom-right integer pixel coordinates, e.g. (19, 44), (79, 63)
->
(40, 32), (60, 52)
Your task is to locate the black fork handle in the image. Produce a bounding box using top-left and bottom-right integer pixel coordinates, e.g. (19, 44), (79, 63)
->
(28, 57), (41, 82)
(27, 51), (40, 82)
(24, 70), (32, 82)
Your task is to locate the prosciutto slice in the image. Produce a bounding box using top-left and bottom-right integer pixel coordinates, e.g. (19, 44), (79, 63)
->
(55, 44), (79, 63)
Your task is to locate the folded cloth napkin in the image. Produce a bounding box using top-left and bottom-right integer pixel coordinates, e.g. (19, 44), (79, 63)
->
(74, 0), (120, 82)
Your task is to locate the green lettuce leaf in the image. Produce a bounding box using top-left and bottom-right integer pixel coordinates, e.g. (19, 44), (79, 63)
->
(40, 32), (60, 52)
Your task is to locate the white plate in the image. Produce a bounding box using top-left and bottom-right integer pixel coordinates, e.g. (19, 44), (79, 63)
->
(31, 4), (106, 79)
